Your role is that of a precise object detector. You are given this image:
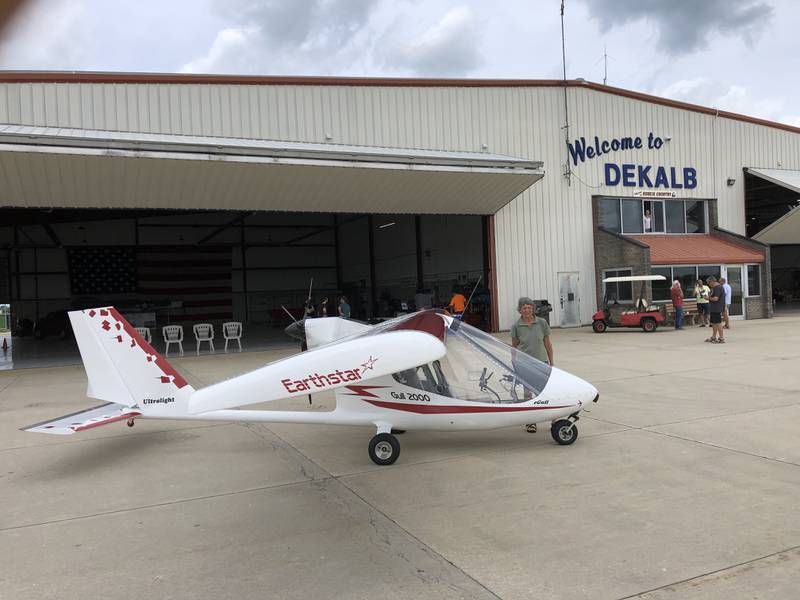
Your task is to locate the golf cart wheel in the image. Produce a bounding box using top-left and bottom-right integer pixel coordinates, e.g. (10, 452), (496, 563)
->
(592, 320), (607, 333)
(551, 419), (578, 445)
(641, 318), (657, 333)
(368, 433), (401, 466)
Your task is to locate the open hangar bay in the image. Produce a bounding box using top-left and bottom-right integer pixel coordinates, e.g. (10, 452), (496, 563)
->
(2, 314), (800, 600)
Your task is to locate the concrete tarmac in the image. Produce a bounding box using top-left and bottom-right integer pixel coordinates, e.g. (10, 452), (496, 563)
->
(2, 316), (800, 599)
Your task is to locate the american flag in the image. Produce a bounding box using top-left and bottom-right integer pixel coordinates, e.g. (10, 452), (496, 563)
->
(136, 246), (233, 322)
(68, 247), (138, 295)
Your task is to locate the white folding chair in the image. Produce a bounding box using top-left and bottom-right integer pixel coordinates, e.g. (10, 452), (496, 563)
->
(222, 321), (242, 353)
(162, 325), (184, 357)
(193, 323), (215, 355)
(134, 326), (152, 344)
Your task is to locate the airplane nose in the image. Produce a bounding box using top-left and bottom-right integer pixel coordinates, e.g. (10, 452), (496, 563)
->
(548, 367), (598, 408)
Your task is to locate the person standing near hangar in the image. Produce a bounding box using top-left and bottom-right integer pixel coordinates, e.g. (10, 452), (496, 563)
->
(694, 279), (710, 326)
(447, 288), (467, 317)
(705, 277), (726, 344)
(511, 296), (554, 434)
(670, 280), (685, 330)
(511, 297), (554, 366)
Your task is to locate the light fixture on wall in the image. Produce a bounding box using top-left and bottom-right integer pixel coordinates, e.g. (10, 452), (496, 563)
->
(378, 222), (396, 229)
(726, 177), (736, 186)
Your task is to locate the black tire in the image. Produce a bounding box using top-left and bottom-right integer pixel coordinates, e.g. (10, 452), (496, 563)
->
(368, 433), (400, 465)
(592, 320), (607, 333)
(641, 318), (657, 332)
(551, 419), (578, 445)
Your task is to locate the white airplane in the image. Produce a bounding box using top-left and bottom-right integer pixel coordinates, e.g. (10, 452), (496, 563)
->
(23, 308), (599, 465)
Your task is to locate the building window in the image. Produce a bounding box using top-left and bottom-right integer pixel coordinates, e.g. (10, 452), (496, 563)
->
(599, 198), (621, 232)
(621, 200), (643, 233)
(673, 266), (698, 300)
(665, 201), (686, 233)
(602, 268), (633, 302)
(697, 265), (721, 286)
(649, 265), (723, 302)
(651, 267), (671, 301)
(601, 198), (706, 234)
(685, 200), (706, 233)
(747, 264), (761, 296)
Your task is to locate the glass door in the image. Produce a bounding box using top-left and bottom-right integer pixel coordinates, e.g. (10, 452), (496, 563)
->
(723, 265), (744, 319)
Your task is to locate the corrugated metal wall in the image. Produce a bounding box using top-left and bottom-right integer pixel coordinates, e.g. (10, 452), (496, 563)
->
(1, 81), (799, 328)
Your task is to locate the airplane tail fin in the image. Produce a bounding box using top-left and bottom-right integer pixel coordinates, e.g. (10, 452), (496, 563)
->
(68, 307), (194, 417)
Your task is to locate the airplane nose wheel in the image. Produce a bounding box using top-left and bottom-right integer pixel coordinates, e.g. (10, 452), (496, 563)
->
(368, 433), (401, 465)
(550, 419), (578, 445)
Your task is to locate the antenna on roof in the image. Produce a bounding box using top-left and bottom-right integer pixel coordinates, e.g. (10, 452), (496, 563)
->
(594, 45), (614, 85)
(560, 0), (571, 186)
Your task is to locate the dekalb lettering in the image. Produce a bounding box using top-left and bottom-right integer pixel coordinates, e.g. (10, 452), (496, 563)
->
(282, 369), (362, 393)
(604, 164), (697, 189)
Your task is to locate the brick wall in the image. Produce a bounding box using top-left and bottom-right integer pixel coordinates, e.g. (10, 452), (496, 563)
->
(594, 229), (652, 307)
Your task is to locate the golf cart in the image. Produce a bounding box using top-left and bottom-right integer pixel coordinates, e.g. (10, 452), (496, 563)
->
(592, 275), (666, 333)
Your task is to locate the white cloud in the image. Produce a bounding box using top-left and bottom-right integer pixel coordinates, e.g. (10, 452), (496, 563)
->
(181, 27), (256, 74)
(658, 77), (795, 125)
(0, 0), (91, 69)
(385, 6), (482, 76)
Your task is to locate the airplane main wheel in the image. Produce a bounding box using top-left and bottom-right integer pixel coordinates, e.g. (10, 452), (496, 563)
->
(592, 320), (607, 333)
(126, 418), (135, 428)
(368, 433), (400, 466)
(551, 419), (578, 445)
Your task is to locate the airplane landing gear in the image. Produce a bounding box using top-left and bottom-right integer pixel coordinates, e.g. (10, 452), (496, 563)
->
(126, 418), (136, 428)
(368, 432), (400, 465)
(550, 418), (578, 445)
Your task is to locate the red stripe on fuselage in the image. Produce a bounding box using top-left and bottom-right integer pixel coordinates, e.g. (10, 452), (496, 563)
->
(343, 385), (388, 398)
(362, 399), (571, 414)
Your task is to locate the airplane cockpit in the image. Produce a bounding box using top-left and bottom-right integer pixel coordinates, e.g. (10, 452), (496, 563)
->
(392, 315), (552, 404)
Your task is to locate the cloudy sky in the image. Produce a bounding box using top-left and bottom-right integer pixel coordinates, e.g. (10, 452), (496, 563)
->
(1, 0), (797, 125)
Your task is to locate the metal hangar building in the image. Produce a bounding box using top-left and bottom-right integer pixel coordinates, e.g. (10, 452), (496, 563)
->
(1, 72), (798, 337)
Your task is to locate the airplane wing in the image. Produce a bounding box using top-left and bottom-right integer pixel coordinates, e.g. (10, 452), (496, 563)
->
(21, 403), (141, 435)
(188, 327), (446, 414)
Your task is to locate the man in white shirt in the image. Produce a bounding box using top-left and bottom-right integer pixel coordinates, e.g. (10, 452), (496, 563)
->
(720, 277), (733, 329)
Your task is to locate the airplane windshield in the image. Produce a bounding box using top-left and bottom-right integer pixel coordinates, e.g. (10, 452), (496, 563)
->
(391, 316), (552, 403)
(323, 310), (551, 403)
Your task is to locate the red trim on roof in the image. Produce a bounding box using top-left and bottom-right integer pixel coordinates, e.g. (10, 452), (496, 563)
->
(1, 72), (799, 135)
(627, 235), (765, 265)
(390, 310), (446, 342)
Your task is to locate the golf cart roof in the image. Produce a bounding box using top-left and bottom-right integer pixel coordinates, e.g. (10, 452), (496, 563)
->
(602, 275), (667, 283)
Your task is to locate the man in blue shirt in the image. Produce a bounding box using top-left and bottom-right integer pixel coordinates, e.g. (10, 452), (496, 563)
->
(720, 277), (733, 329)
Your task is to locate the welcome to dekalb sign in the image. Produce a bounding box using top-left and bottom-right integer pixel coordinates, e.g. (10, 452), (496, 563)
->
(567, 132), (698, 190)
